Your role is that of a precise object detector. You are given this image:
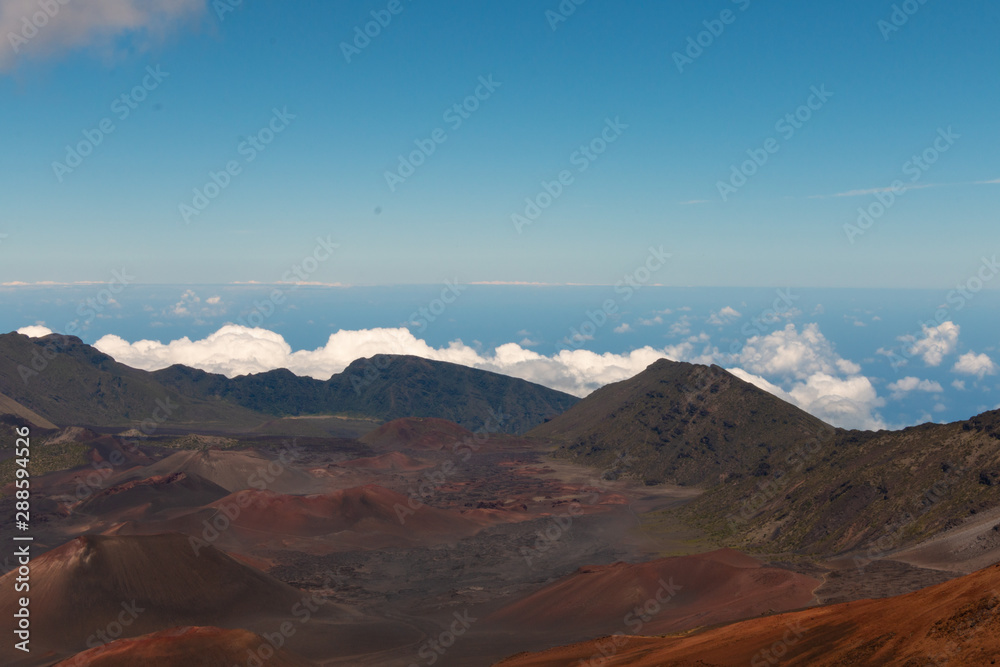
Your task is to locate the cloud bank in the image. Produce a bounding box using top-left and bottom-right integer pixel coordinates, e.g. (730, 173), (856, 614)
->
(20, 321), (888, 430)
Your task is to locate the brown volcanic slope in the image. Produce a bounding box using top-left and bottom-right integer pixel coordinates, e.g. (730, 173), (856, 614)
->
(0, 533), (420, 664)
(488, 549), (820, 640)
(0, 332), (266, 429)
(360, 416), (475, 450)
(0, 391), (57, 429)
(338, 450), (430, 470)
(122, 448), (318, 494)
(679, 409), (1000, 556)
(530, 359), (833, 486)
(114, 485), (506, 552)
(0, 533), (304, 655)
(498, 561), (1000, 667)
(529, 359), (1000, 557)
(211, 484), (488, 537)
(56, 626), (314, 667)
(75, 471), (230, 517)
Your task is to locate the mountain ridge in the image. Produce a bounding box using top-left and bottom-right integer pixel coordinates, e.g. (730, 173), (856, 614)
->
(0, 332), (578, 433)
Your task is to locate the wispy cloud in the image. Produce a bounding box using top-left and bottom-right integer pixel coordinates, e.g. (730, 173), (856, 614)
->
(0, 0), (204, 72)
(811, 179), (997, 199)
(809, 183), (939, 199)
(679, 199), (710, 205)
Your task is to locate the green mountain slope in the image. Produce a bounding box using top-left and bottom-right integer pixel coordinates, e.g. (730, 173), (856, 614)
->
(530, 359), (832, 486)
(152, 354), (578, 434)
(0, 333), (578, 434)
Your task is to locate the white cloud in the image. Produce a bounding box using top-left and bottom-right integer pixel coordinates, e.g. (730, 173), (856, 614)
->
(952, 351), (998, 379)
(886, 376), (944, 399)
(811, 183), (950, 199)
(0, 0), (205, 72)
(613, 323), (632, 334)
(669, 315), (691, 336)
(722, 323), (884, 429)
(95, 325), (680, 398)
(904, 321), (960, 366)
(17, 325), (53, 338)
(728, 368), (885, 431)
(167, 289), (226, 318)
(707, 306), (742, 326)
(786, 373), (885, 431)
(93, 322), (892, 430)
(736, 323), (860, 379)
(637, 316), (663, 326)
(952, 379), (966, 391)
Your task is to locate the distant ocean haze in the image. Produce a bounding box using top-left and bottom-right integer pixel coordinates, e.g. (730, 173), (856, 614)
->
(3, 285), (998, 430)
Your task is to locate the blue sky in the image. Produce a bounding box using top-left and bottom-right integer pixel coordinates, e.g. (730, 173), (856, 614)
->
(1, 0), (998, 287)
(3, 1), (999, 430)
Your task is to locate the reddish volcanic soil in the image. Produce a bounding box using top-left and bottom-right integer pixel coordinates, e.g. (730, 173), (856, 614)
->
(0, 533), (303, 655)
(113, 484), (525, 553)
(488, 549), (821, 640)
(55, 626), (315, 666)
(203, 484), (494, 539)
(497, 561), (1000, 667)
(75, 472), (230, 518)
(338, 451), (430, 471)
(360, 417), (474, 450)
(0, 533), (421, 665)
(125, 449), (319, 493)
